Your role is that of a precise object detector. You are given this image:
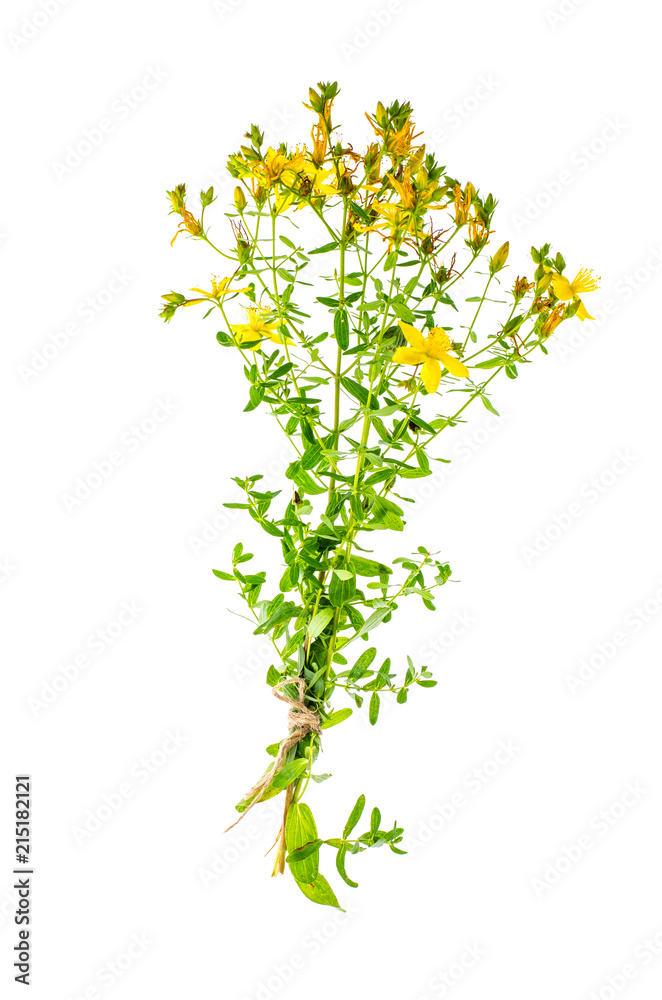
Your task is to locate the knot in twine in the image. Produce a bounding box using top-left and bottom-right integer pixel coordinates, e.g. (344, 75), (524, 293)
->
(224, 677), (320, 832)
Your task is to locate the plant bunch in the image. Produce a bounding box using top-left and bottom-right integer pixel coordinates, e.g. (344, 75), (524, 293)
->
(161, 81), (598, 909)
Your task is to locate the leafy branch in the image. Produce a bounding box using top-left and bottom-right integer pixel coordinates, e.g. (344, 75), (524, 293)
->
(161, 81), (599, 908)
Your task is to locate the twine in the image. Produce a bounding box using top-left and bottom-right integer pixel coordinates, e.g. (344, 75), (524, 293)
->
(224, 677), (320, 832)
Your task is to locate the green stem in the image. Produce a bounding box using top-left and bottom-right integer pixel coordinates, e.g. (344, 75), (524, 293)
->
(462, 272), (493, 350)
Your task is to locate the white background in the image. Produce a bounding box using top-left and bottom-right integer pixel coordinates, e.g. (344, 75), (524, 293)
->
(2, 0), (661, 998)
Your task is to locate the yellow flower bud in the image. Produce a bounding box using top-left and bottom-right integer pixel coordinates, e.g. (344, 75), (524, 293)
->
(408, 144), (426, 175)
(490, 241), (510, 274)
(234, 186), (247, 212)
(537, 271), (553, 293)
(166, 184), (186, 214)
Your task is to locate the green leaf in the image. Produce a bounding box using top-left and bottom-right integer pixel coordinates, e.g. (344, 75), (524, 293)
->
(370, 807), (381, 836)
(234, 776), (282, 812)
(404, 656), (415, 685)
(272, 758), (309, 790)
(398, 467), (430, 479)
(266, 666), (280, 687)
(349, 555), (392, 578)
(343, 793), (366, 837)
(341, 377), (378, 410)
(334, 569), (353, 581)
(255, 518), (285, 538)
(253, 601), (299, 635)
(481, 395), (500, 415)
(368, 691), (380, 725)
(474, 357), (506, 369)
(329, 570), (356, 608)
(504, 314), (525, 334)
(271, 362), (294, 379)
(308, 607), (335, 639)
(346, 605), (395, 645)
(295, 873), (344, 910)
(348, 647), (377, 682)
(336, 845), (359, 888)
(310, 241), (339, 255)
(301, 441), (323, 470)
(287, 461), (327, 495)
(310, 773), (332, 783)
(234, 754), (292, 812)
(391, 301), (415, 323)
(334, 310), (350, 350)
(370, 496), (404, 531)
(374, 496), (403, 515)
(287, 839), (323, 864)
(321, 707), (353, 730)
(244, 385), (263, 412)
(212, 569), (234, 581)
(285, 803), (319, 883)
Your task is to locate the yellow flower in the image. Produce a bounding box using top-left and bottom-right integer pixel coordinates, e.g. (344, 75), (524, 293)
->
(170, 207), (201, 246)
(362, 167), (444, 247)
(273, 189), (295, 214)
(550, 267), (600, 321)
(393, 321), (469, 392)
(541, 304), (566, 338)
(388, 117), (418, 157)
(184, 275), (250, 304)
(369, 201), (417, 238)
(388, 169), (417, 210)
(453, 182), (475, 226)
(234, 146), (308, 193)
(366, 108), (422, 160)
(310, 116), (328, 166)
(261, 147), (295, 184)
(302, 161), (338, 196)
(231, 307), (294, 350)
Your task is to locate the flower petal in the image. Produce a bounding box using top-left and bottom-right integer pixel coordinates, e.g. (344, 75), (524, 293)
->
(440, 352), (470, 378)
(393, 347), (427, 365)
(576, 299), (595, 321)
(217, 286), (250, 297)
(424, 327), (452, 359)
(265, 331), (295, 345)
(235, 331), (262, 351)
(421, 358), (441, 393)
(551, 274), (573, 301)
(397, 321), (426, 351)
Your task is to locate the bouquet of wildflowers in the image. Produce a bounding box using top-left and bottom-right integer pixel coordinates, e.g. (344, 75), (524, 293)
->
(161, 81), (598, 908)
